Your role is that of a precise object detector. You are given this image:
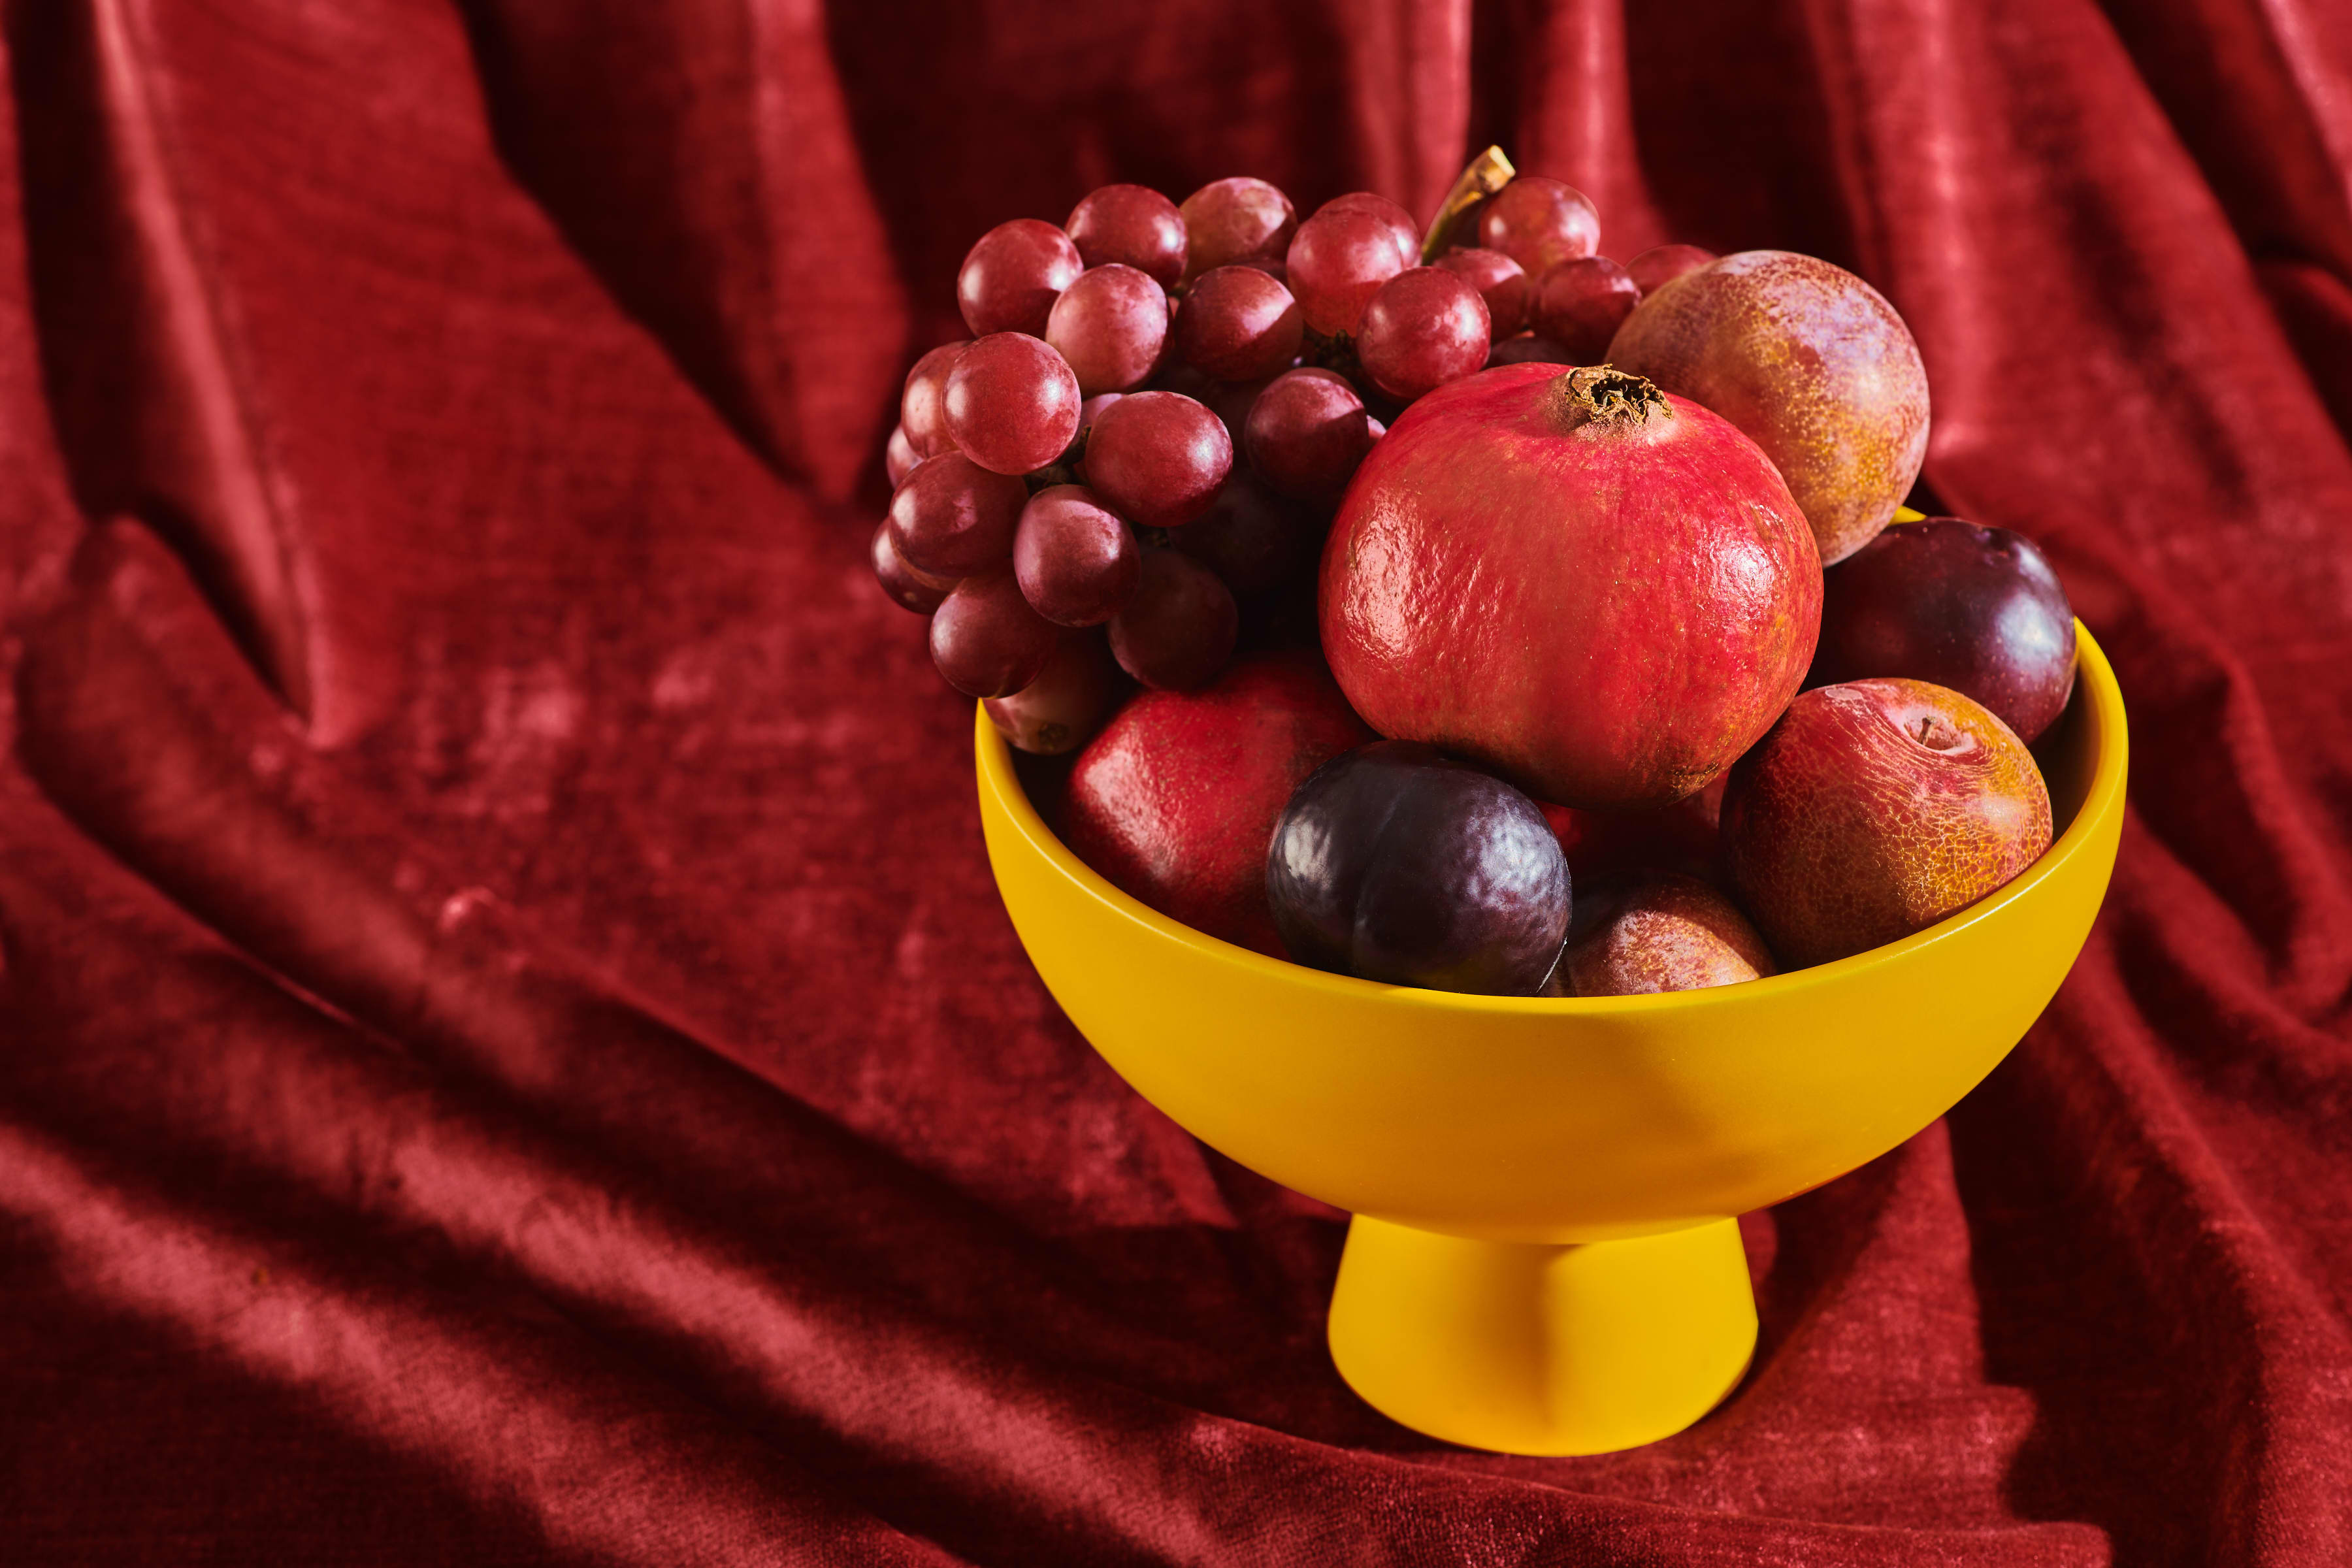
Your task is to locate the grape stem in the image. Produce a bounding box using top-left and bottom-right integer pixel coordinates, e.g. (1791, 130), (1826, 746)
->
(1418, 146), (1516, 263)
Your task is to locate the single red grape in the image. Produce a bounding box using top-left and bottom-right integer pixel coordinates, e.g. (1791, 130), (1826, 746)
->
(900, 340), (970, 457)
(957, 220), (1083, 337)
(871, 519), (955, 614)
(1179, 176), (1297, 282)
(1435, 246), (1529, 338)
(1081, 390), (1232, 528)
(1175, 265), (1303, 382)
(1314, 192), (1420, 268)
(1108, 549), (1239, 690)
(1013, 483), (1141, 626)
(1045, 265), (1168, 396)
(885, 451), (1029, 577)
(1286, 208), (1411, 336)
(931, 569), (1061, 697)
(985, 632), (1121, 755)
(1066, 185), (1186, 289)
(1625, 244), (1717, 295)
(1243, 367), (1375, 502)
(1533, 256), (1640, 361)
(1476, 177), (1600, 276)
(943, 333), (1082, 475)
(1175, 472), (1319, 595)
(1485, 334), (1578, 366)
(885, 424), (922, 487)
(1356, 267), (1491, 401)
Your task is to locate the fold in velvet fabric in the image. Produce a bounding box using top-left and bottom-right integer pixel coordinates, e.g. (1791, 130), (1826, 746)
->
(3, 1), (2350, 1561)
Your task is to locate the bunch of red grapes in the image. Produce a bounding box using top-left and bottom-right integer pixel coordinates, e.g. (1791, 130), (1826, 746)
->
(872, 172), (1712, 749)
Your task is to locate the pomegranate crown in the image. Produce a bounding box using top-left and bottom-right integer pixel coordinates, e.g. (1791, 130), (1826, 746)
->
(1558, 365), (1672, 425)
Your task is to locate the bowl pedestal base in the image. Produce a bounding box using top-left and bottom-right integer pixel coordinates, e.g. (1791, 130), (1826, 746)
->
(1328, 1214), (1757, 1456)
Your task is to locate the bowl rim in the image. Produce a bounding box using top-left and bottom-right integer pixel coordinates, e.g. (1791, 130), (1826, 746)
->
(977, 620), (2129, 1016)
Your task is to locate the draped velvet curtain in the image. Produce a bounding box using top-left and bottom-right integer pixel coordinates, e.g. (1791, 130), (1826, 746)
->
(4, 1), (2351, 1561)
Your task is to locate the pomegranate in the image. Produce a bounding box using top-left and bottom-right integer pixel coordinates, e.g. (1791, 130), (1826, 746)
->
(1606, 250), (1929, 564)
(1319, 363), (1821, 809)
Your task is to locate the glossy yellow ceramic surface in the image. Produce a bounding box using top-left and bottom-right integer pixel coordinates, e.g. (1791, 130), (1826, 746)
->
(976, 625), (2127, 1453)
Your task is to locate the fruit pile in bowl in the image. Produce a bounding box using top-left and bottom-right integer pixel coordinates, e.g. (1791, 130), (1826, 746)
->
(876, 148), (2084, 996)
(875, 149), (2126, 1458)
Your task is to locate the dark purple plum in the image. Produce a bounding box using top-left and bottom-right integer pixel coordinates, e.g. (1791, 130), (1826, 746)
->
(1810, 517), (2078, 743)
(1266, 740), (1570, 995)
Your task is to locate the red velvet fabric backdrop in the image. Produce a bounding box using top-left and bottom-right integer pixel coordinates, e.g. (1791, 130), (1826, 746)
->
(3, 0), (2350, 1561)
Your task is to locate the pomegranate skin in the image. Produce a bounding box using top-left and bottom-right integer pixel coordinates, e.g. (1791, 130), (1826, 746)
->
(1062, 652), (1373, 954)
(1607, 250), (1929, 565)
(1319, 363), (1822, 809)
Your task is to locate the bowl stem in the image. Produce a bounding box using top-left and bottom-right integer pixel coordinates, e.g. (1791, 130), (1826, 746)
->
(1328, 1215), (1756, 1455)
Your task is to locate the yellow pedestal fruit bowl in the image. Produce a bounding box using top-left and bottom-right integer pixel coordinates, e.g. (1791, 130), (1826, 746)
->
(975, 626), (2127, 1456)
